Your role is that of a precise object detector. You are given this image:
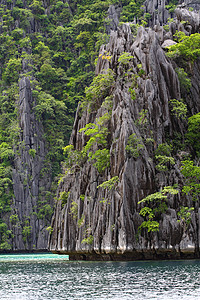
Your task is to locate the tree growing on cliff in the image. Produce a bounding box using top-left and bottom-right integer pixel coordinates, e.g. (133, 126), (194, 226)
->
(167, 32), (200, 61)
(181, 160), (200, 201)
(186, 113), (200, 156)
(138, 186), (179, 235)
(138, 159), (200, 237)
(83, 69), (115, 109)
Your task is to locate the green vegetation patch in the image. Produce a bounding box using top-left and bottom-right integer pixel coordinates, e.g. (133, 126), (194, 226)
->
(167, 32), (200, 61)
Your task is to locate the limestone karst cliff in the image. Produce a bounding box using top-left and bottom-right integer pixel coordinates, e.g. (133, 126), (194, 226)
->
(49, 3), (200, 260)
(0, 0), (125, 251)
(11, 77), (51, 250)
(0, 0), (200, 254)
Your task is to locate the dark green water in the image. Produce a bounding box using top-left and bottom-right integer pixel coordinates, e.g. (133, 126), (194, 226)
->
(0, 254), (200, 299)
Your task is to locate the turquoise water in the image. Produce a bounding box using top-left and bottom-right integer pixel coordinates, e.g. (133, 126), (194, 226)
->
(0, 255), (200, 299)
(0, 253), (69, 262)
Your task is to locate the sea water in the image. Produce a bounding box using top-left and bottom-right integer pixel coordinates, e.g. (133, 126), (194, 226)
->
(0, 254), (200, 299)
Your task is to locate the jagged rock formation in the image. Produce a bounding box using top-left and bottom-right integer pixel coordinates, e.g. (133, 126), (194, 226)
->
(179, 0), (200, 11)
(11, 77), (51, 250)
(106, 5), (120, 33)
(143, 0), (172, 26)
(49, 6), (200, 260)
(144, 0), (200, 27)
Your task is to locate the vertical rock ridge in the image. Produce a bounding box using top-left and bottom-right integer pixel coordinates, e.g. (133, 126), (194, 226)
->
(12, 77), (50, 250)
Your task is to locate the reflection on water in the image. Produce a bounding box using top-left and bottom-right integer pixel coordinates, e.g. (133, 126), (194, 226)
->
(0, 255), (200, 299)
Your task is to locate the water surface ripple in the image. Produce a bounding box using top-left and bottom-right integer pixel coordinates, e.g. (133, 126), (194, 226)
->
(0, 255), (200, 299)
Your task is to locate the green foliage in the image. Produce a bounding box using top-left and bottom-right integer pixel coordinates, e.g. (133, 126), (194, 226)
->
(118, 52), (134, 65)
(137, 64), (145, 77)
(78, 214), (85, 228)
(127, 22), (138, 34)
(80, 195), (85, 202)
(144, 13), (151, 20)
(145, 137), (154, 145)
(81, 235), (94, 245)
(97, 176), (119, 191)
(10, 214), (19, 225)
(138, 219), (159, 233)
(177, 206), (194, 227)
(100, 197), (110, 204)
(169, 99), (187, 119)
(125, 134), (144, 158)
(186, 113), (200, 154)
(0, 142), (14, 161)
(70, 201), (78, 220)
(78, 114), (111, 172)
(0, 240), (12, 250)
(37, 204), (53, 221)
(0, 221), (12, 249)
(175, 68), (191, 92)
(29, 149), (36, 158)
(2, 58), (22, 85)
(33, 89), (73, 177)
(172, 131), (185, 152)
(139, 207), (155, 220)
(88, 148), (110, 173)
(63, 114), (111, 174)
(155, 155), (175, 172)
(131, 74), (139, 89)
(155, 143), (175, 172)
(22, 225), (32, 243)
(0, 222), (13, 249)
(11, 28), (24, 40)
(46, 226), (53, 234)
(0, 222), (8, 234)
(63, 145), (86, 168)
(101, 95), (113, 111)
(79, 120), (108, 151)
(0, 165), (13, 214)
(0, 0), (171, 243)
(30, 0), (45, 15)
(138, 186), (179, 205)
(181, 160), (200, 201)
(155, 143), (172, 156)
(119, 0), (144, 23)
(59, 191), (70, 208)
(165, 3), (177, 13)
(129, 87), (136, 100)
(167, 32), (200, 61)
(163, 24), (169, 32)
(83, 69), (114, 108)
(138, 186), (178, 234)
(135, 109), (148, 130)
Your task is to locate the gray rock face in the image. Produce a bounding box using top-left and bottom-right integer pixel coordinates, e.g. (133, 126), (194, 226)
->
(161, 39), (177, 48)
(143, 0), (173, 27)
(143, 0), (200, 28)
(179, 0), (200, 12)
(11, 77), (51, 250)
(49, 6), (200, 260)
(175, 7), (200, 32)
(106, 5), (121, 34)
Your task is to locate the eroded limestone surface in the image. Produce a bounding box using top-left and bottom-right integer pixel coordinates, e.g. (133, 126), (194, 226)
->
(49, 5), (200, 260)
(11, 77), (50, 250)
